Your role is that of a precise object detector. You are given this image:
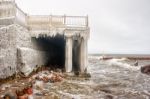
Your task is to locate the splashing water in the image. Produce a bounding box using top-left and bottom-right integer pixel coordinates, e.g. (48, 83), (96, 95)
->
(1, 55), (150, 99)
(39, 56), (150, 99)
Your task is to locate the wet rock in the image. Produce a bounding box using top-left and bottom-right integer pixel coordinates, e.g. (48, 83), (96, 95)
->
(50, 72), (63, 82)
(105, 95), (113, 99)
(36, 74), (49, 83)
(56, 68), (62, 73)
(16, 88), (25, 97)
(15, 82), (33, 99)
(17, 95), (28, 99)
(1, 84), (11, 91)
(34, 81), (44, 90)
(20, 65), (33, 77)
(74, 71), (80, 76)
(1, 87), (6, 91)
(101, 89), (112, 93)
(28, 95), (33, 99)
(44, 95), (59, 99)
(3, 93), (17, 99)
(35, 93), (43, 96)
(79, 72), (91, 78)
(133, 60), (138, 66)
(35, 71), (63, 83)
(23, 83), (33, 95)
(48, 92), (60, 99)
(141, 64), (150, 75)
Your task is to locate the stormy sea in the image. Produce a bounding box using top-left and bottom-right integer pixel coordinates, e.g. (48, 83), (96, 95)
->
(37, 54), (150, 99)
(53, 54), (150, 99)
(1, 54), (150, 99)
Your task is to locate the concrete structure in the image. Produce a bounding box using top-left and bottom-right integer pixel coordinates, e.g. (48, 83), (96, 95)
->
(0, 0), (90, 78)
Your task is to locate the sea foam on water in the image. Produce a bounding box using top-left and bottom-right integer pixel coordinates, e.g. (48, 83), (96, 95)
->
(104, 58), (140, 71)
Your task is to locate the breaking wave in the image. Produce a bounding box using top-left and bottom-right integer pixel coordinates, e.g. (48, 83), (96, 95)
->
(103, 58), (140, 71)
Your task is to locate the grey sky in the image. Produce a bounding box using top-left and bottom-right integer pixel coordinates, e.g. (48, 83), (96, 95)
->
(16, 0), (150, 54)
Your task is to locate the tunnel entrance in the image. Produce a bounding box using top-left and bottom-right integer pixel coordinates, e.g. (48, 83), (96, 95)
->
(31, 34), (65, 70)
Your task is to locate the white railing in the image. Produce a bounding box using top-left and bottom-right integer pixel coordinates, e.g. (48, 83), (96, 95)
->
(27, 15), (88, 30)
(15, 4), (27, 26)
(0, 1), (89, 29)
(0, 0), (15, 2)
(65, 16), (88, 27)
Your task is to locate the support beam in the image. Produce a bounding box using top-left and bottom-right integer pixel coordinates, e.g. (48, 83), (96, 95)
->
(65, 35), (73, 72)
(79, 38), (88, 73)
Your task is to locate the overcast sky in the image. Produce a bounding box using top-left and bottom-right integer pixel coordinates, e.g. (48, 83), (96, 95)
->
(16, 0), (150, 54)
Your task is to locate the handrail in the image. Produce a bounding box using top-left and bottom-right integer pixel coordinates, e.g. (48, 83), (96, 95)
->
(0, 0), (15, 2)
(15, 4), (27, 26)
(28, 15), (88, 28)
(0, 1), (89, 29)
(15, 4), (27, 16)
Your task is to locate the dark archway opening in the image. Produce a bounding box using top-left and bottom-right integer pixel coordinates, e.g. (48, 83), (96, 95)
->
(31, 34), (65, 70)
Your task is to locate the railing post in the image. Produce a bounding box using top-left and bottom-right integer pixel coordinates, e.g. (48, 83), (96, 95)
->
(49, 15), (51, 26)
(64, 14), (66, 25)
(86, 15), (88, 27)
(50, 14), (52, 26)
(51, 14), (53, 25)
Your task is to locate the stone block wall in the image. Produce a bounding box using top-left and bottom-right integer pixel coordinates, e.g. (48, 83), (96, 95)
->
(17, 47), (48, 76)
(15, 25), (49, 75)
(0, 25), (17, 79)
(0, 24), (49, 78)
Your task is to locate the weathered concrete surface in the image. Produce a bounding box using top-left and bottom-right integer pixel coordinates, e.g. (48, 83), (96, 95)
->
(15, 25), (31, 48)
(0, 24), (49, 78)
(0, 25), (17, 78)
(17, 47), (48, 76)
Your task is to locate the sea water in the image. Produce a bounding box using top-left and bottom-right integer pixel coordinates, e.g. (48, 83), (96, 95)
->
(55, 54), (150, 99)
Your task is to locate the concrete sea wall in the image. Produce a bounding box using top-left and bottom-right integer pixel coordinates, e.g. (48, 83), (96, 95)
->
(0, 24), (48, 78)
(0, 25), (17, 78)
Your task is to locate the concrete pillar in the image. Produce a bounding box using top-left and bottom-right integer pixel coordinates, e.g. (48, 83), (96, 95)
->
(65, 36), (73, 72)
(79, 38), (88, 73)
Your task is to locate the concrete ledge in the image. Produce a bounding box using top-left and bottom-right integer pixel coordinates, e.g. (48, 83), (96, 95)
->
(0, 16), (15, 25)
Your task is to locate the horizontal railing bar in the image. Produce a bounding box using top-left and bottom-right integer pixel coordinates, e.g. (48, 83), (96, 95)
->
(0, 0), (15, 2)
(28, 15), (87, 18)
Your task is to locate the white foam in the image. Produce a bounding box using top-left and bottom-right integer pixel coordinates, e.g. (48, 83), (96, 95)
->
(105, 58), (140, 71)
(58, 91), (81, 99)
(88, 55), (103, 60)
